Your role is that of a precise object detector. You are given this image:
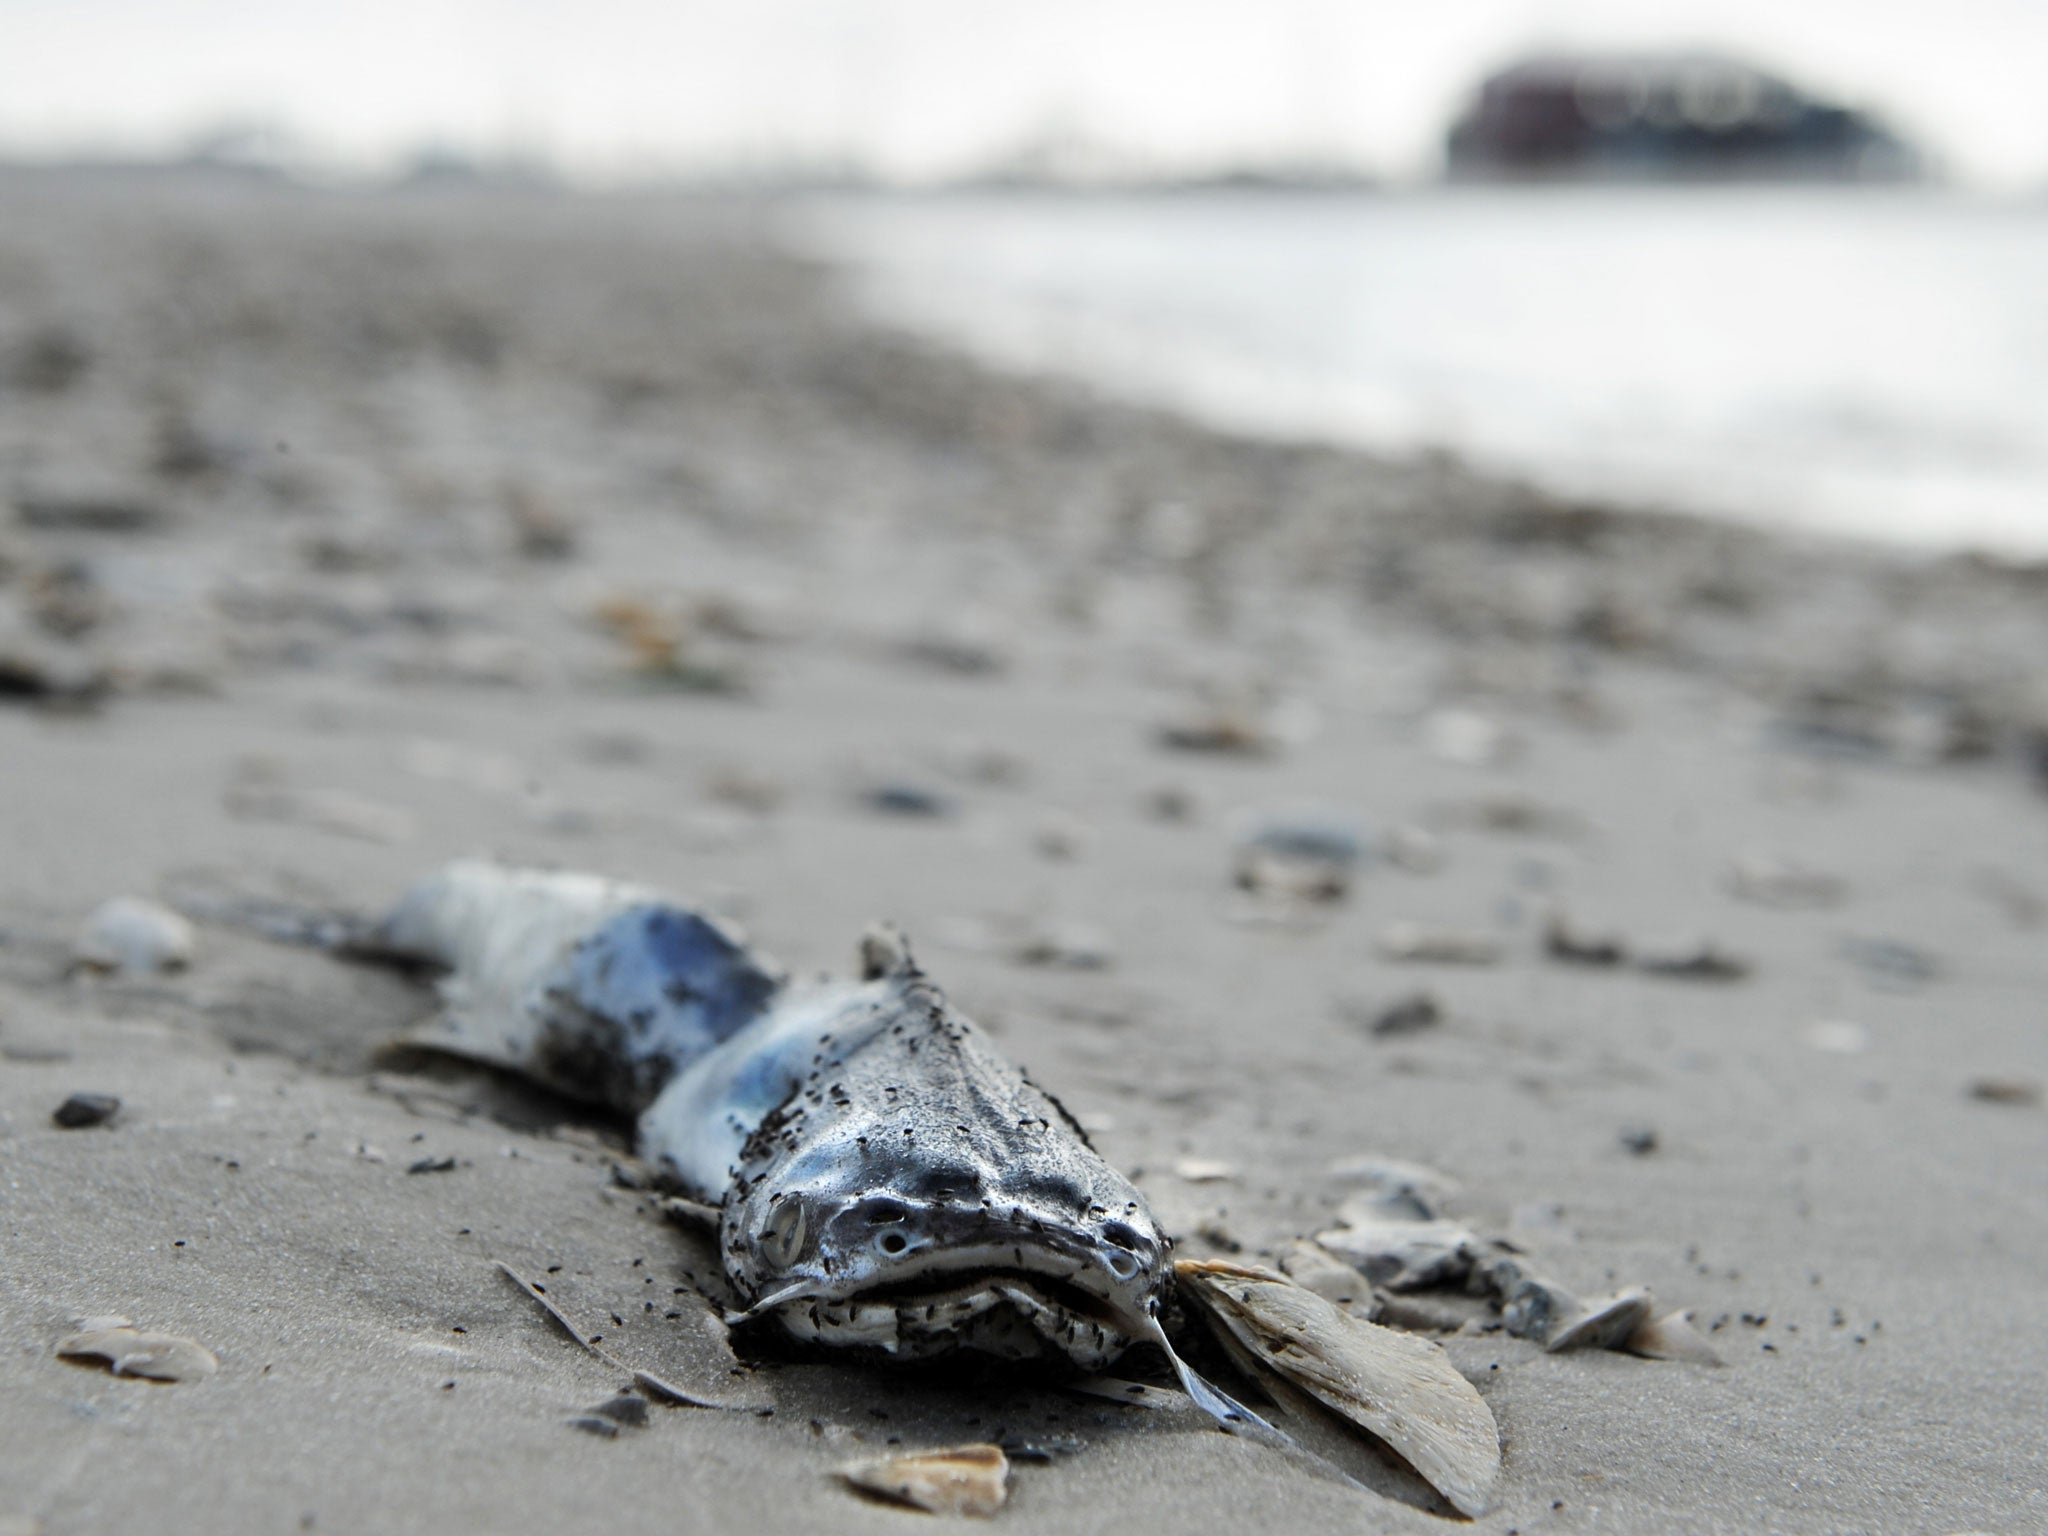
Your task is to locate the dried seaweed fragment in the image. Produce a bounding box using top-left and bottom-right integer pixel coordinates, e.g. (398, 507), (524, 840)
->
(1175, 1259), (1500, 1519)
(838, 1444), (1009, 1517)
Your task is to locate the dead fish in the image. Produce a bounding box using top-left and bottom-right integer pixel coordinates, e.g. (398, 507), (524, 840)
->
(1175, 1260), (1501, 1519)
(214, 862), (1261, 1424)
(838, 1444), (1009, 1517)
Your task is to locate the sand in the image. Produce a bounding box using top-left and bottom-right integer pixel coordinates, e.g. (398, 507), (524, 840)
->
(1, 172), (2044, 1535)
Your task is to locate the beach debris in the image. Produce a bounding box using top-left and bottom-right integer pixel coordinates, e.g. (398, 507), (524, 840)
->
(1009, 920), (1115, 971)
(502, 483), (577, 560)
(1316, 1214), (1480, 1292)
(1842, 936), (1940, 990)
(57, 1326), (217, 1382)
(1544, 911), (1626, 966)
(1635, 939), (1750, 982)
(1545, 1290), (1656, 1354)
(1347, 990), (1442, 1038)
(1424, 708), (1521, 769)
(51, 1092), (121, 1129)
(1376, 923), (1502, 966)
(1805, 1020), (1871, 1055)
(0, 629), (109, 706)
(1143, 784), (1199, 823)
(1486, 1255), (1584, 1345)
(1434, 794), (1582, 839)
(1175, 1260), (1501, 1519)
(1324, 1156), (1461, 1211)
(1973, 869), (2043, 929)
(593, 595), (749, 695)
(1276, 1240), (1380, 1316)
(566, 1393), (649, 1437)
(1625, 1309), (1723, 1366)
(1967, 1078), (2042, 1107)
(1617, 1124), (1659, 1156)
(858, 780), (957, 819)
(15, 489), (168, 535)
(1155, 707), (1276, 757)
(896, 627), (1008, 677)
(837, 1445), (1010, 1518)
(1172, 1156), (1236, 1184)
(1382, 824), (1445, 875)
(72, 897), (195, 975)
(1031, 810), (1089, 861)
(1726, 852), (1847, 910)
(10, 322), (92, 393)
(1233, 809), (1365, 903)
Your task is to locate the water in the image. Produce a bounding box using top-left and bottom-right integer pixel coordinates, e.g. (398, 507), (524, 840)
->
(790, 188), (2048, 556)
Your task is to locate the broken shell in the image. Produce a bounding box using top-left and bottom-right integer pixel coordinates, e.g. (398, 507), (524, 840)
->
(1175, 1259), (1500, 1519)
(1233, 810), (1366, 903)
(837, 1444), (1009, 1518)
(1277, 1241), (1380, 1317)
(1376, 923), (1502, 966)
(1635, 940), (1750, 982)
(57, 1327), (218, 1382)
(1544, 1289), (1655, 1353)
(1544, 912), (1626, 966)
(1172, 1156), (1236, 1184)
(1315, 1216), (1478, 1292)
(1625, 1308), (1724, 1366)
(73, 897), (195, 975)
(1725, 852), (1847, 910)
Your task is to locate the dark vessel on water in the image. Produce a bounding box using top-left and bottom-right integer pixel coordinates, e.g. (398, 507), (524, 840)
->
(1446, 52), (1921, 182)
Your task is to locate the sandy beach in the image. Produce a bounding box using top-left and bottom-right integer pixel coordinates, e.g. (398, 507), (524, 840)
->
(2, 173), (2045, 1535)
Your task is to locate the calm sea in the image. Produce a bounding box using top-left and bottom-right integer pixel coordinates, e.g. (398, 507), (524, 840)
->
(788, 188), (2048, 557)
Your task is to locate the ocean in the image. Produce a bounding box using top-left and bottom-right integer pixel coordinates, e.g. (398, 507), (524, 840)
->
(788, 187), (2048, 557)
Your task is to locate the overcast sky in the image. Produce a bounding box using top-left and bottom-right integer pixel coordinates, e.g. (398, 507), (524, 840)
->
(4, 0), (2044, 186)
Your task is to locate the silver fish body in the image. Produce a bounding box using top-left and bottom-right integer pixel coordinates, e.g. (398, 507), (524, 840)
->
(376, 862), (1168, 1370)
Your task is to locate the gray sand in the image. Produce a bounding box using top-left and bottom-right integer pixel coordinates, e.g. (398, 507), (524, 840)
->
(2, 176), (2044, 1535)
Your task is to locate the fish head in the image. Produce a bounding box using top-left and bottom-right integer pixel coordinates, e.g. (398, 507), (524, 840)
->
(719, 962), (1169, 1370)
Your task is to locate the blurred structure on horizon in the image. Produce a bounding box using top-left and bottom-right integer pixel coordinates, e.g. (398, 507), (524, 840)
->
(1447, 53), (1924, 182)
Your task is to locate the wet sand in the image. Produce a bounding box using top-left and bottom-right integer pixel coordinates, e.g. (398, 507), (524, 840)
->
(2, 173), (2045, 1535)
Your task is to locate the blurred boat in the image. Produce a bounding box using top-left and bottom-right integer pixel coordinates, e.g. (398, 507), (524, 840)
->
(1445, 52), (1923, 183)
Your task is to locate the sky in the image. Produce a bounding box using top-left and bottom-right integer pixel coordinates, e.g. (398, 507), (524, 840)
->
(3, 0), (2044, 187)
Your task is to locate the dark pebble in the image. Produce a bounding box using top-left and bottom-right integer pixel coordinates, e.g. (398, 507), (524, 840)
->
(1618, 1125), (1659, 1155)
(406, 1156), (459, 1175)
(53, 1092), (121, 1128)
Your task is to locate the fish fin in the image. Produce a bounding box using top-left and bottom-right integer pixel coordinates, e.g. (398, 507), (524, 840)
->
(858, 923), (917, 980)
(397, 1007), (535, 1075)
(1143, 1312), (1373, 1496)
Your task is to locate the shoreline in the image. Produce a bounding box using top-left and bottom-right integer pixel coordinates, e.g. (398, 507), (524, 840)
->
(2, 176), (2044, 1535)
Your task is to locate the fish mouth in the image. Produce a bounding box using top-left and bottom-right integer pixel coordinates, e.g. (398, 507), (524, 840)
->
(739, 1248), (1156, 1369)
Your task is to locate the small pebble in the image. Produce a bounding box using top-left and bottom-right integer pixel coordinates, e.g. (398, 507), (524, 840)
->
(52, 1092), (121, 1129)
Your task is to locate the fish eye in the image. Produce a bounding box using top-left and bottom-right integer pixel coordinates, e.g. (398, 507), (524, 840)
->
(877, 1231), (909, 1256)
(761, 1198), (808, 1266)
(1099, 1220), (1146, 1252)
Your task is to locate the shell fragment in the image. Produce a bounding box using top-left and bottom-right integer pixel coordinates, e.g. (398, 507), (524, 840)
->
(1175, 1259), (1501, 1518)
